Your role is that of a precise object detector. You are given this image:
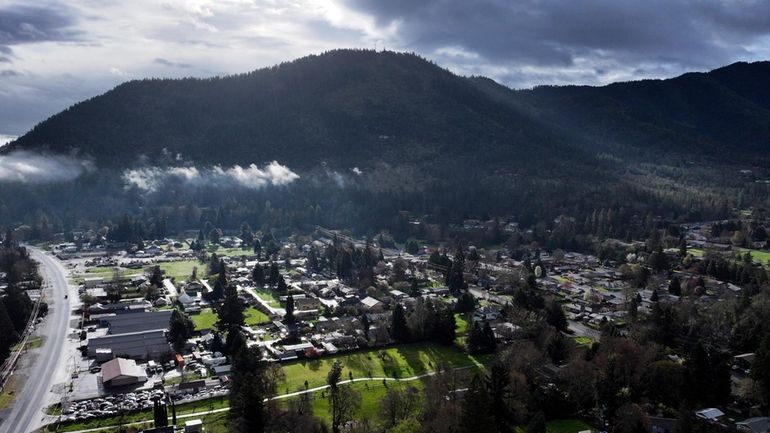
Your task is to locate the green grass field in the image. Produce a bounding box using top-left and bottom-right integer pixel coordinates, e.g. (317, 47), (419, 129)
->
(73, 267), (139, 285)
(191, 308), (218, 331)
(245, 307), (270, 325)
(572, 336), (593, 346)
(207, 245), (253, 258)
(279, 343), (490, 391)
(688, 248), (705, 257)
(192, 307), (268, 331)
(254, 288), (282, 308)
(157, 260), (206, 282)
(307, 379), (423, 425)
(454, 313), (468, 335)
(739, 248), (770, 267)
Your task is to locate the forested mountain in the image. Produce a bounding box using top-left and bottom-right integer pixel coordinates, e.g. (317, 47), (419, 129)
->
(4, 50), (590, 177)
(471, 60), (770, 162)
(2, 50), (770, 236)
(7, 50), (770, 169)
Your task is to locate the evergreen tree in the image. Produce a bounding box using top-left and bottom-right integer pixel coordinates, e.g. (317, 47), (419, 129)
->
(337, 249), (353, 281)
(752, 334), (770, 406)
(678, 236), (687, 258)
(208, 253), (220, 275)
(405, 240), (419, 255)
(432, 307), (456, 346)
(277, 276), (288, 293)
(3, 286), (32, 334)
(328, 360), (361, 433)
(545, 300), (568, 332)
(168, 309), (194, 353)
(269, 262), (280, 286)
(648, 246), (668, 273)
(307, 248), (319, 273)
(230, 345), (274, 433)
(467, 322), (496, 354)
(668, 277), (681, 296)
(211, 275), (226, 301)
(410, 277), (420, 297)
(285, 294), (295, 323)
(460, 375), (494, 433)
(391, 304), (409, 343)
(447, 248), (466, 293)
(0, 301), (18, 360)
(149, 265), (164, 287)
(252, 263), (265, 286)
(253, 239), (262, 259)
(683, 342), (730, 406)
(486, 362), (511, 433)
(218, 285), (245, 333)
(240, 223), (254, 247)
(455, 292), (476, 314)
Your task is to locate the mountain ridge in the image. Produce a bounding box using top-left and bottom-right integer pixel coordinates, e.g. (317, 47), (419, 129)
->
(5, 50), (770, 172)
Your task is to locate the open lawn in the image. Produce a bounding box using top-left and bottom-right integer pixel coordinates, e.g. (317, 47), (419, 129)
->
(279, 343), (491, 391)
(308, 379), (423, 425)
(290, 362), (483, 427)
(254, 288), (282, 308)
(245, 307), (270, 325)
(192, 307), (268, 330)
(739, 248), (770, 267)
(688, 248), (705, 257)
(190, 411), (230, 433)
(454, 313), (469, 347)
(572, 336), (593, 346)
(191, 308), (218, 331)
(73, 268), (139, 284)
(454, 313), (469, 335)
(157, 259), (205, 282)
(207, 245), (253, 258)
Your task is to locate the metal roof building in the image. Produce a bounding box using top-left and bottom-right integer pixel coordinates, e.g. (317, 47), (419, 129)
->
(88, 329), (171, 360)
(101, 357), (148, 387)
(104, 310), (173, 335)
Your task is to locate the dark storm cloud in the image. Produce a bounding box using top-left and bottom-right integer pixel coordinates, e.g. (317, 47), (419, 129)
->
(0, 3), (80, 64)
(0, 4), (80, 44)
(343, 0), (770, 69)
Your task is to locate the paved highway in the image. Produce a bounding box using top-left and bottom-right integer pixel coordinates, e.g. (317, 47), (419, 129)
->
(0, 247), (71, 433)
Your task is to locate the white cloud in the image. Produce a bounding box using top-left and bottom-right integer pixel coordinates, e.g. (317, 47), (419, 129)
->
(0, 135), (17, 147)
(123, 161), (299, 191)
(0, 151), (93, 183)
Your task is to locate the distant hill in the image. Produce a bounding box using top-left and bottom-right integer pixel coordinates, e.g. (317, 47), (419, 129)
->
(471, 61), (770, 160)
(5, 50), (770, 173)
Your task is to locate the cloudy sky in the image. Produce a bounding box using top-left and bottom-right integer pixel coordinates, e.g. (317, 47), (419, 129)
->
(1, 0), (770, 136)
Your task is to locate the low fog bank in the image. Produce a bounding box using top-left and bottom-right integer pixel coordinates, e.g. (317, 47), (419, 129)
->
(122, 161), (300, 191)
(0, 151), (94, 183)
